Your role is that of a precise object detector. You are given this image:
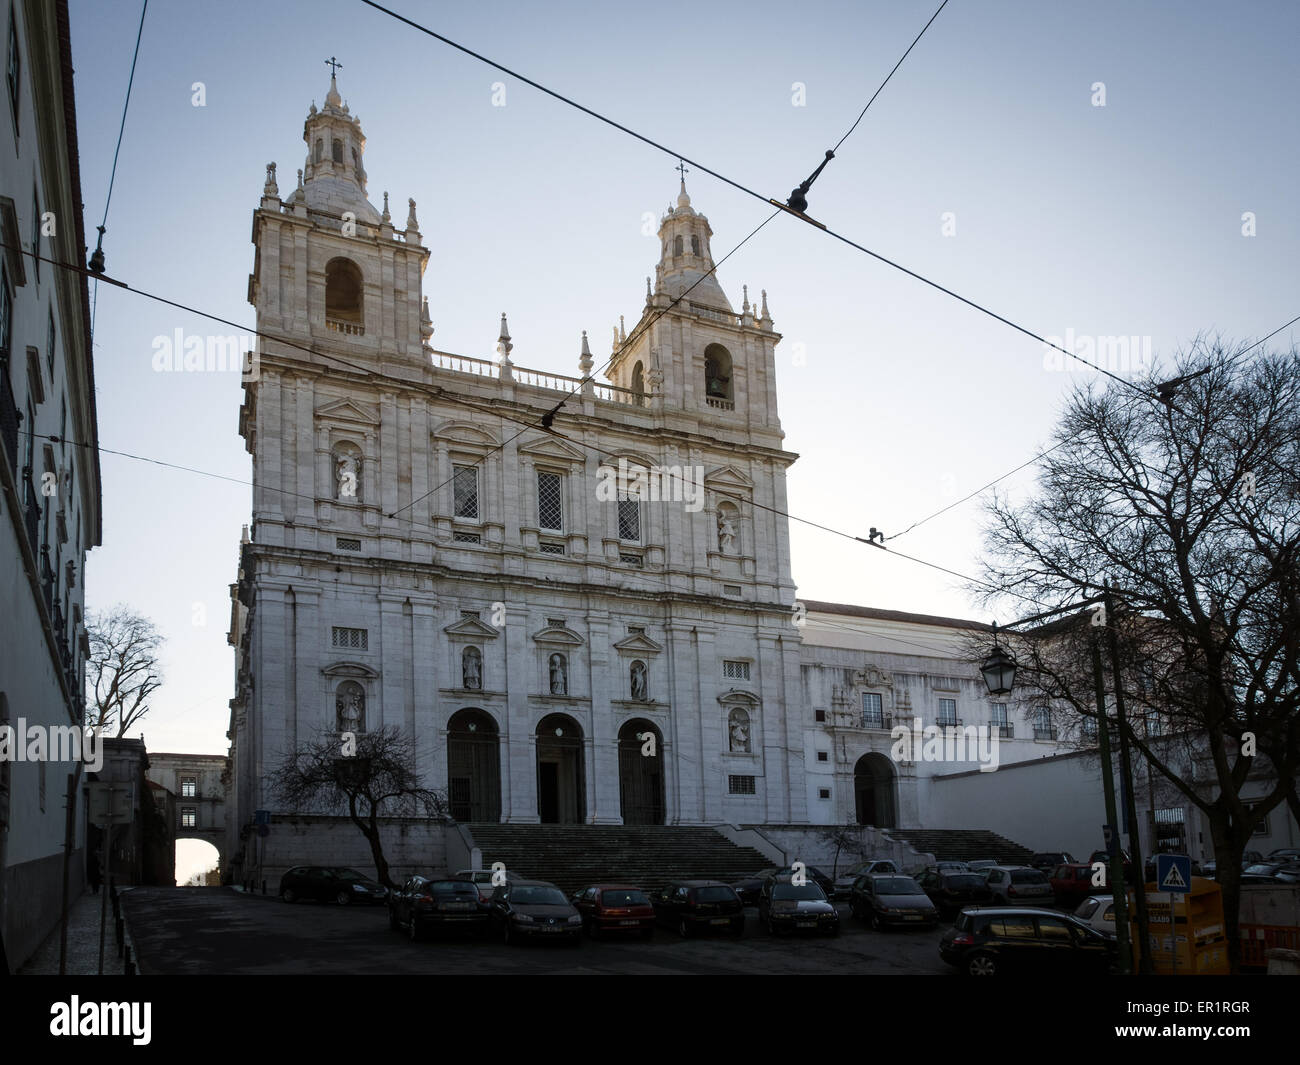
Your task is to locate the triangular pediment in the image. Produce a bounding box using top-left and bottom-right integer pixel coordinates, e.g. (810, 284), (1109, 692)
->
(443, 616), (500, 640)
(705, 464), (753, 490)
(612, 632), (664, 656)
(434, 420), (500, 447)
(518, 435), (586, 464)
(532, 624), (585, 647)
(315, 398), (380, 426)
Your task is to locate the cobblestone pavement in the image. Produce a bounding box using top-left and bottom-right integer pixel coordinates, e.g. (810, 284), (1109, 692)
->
(119, 886), (956, 975)
(18, 887), (140, 975)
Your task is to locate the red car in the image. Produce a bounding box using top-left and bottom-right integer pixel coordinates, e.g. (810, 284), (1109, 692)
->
(570, 883), (656, 939)
(1050, 863), (1099, 907)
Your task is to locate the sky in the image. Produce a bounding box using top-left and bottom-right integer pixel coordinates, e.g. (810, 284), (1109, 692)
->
(65, 0), (1299, 785)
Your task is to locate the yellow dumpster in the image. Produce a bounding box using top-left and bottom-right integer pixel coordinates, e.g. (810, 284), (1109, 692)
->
(1130, 876), (1229, 975)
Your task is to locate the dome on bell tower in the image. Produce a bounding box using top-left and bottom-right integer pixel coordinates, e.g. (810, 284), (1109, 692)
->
(655, 177), (731, 311)
(301, 71), (382, 225)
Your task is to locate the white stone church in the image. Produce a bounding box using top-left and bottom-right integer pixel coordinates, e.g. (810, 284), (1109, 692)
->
(225, 76), (1103, 874)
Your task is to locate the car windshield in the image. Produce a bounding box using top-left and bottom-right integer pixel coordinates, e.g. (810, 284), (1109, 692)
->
(774, 885), (825, 901)
(1076, 899), (1099, 918)
(431, 882), (478, 896)
(1244, 864), (1277, 875)
(874, 878), (920, 894)
(945, 874), (984, 888)
(601, 889), (649, 906)
(1011, 870), (1047, 884)
(512, 887), (568, 905)
(692, 886), (736, 903)
(334, 869), (369, 882)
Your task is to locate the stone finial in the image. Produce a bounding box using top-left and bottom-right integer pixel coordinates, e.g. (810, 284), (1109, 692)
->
(646, 276), (652, 302)
(579, 330), (593, 374)
(381, 191), (391, 224)
(407, 197), (419, 230)
(742, 285), (750, 313)
(497, 313), (513, 356)
(264, 162), (278, 196)
(619, 315), (626, 342)
(612, 325), (620, 351)
(420, 296), (434, 347)
(760, 288), (770, 321)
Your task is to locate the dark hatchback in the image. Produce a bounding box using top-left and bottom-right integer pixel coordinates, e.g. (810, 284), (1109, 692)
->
(570, 884), (656, 938)
(916, 869), (992, 915)
(490, 880), (583, 945)
(758, 878), (840, 936)
(279, 866), (388, 906)
(940, 907), (1117, 976)
(653, 880), (745, 938)
(731, 868), (781, 906)
(388, 876), (487, 940)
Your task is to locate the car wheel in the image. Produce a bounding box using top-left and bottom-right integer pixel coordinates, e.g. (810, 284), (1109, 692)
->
(336, 890), (351, 906)
(967, 951), (997, 976)
(871, 911), (884, 932)
(281, 888), (296, 904)
(408, 914), (421, 942)
(678, 918), (691, 939)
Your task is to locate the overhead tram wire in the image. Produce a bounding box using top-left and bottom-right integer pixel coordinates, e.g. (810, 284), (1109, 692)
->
(357, 0), (1166, 402)
(88, 0), (149, 336)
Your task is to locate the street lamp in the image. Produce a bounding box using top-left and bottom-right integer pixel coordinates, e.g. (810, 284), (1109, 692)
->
(980, 626), (1018, 696)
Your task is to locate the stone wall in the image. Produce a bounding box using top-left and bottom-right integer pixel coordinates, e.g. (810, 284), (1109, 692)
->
(253, 816), (448, 889)
(744, 824), (933, 877)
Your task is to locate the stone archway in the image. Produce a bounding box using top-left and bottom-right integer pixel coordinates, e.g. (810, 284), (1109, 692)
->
(447, 708), (501, 822)
(536, 713), (585, 824)
(854, 752), (897, 828)
(617, 719), (664, 825)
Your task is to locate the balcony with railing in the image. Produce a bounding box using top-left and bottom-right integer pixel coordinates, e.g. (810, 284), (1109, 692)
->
(430, 350), (646, 410)
(938, 715), (964, 730)
(860, 711), (892, 730)
(705, 396), (735, 410)
(995, 722), (1014, 739)
(1034, 727), (1058, 741)
(325, 318), (364, 336)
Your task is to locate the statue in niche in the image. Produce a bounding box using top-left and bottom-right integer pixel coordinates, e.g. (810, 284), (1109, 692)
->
(462, 646), (482, 690)
(630, 660), (648, 702)
(549, 653), (568, 695)
(336, 681), (365, 733)
(728, 709), (751, 753)
(334, 450), (361, 501)
(717, 510), (737, 554)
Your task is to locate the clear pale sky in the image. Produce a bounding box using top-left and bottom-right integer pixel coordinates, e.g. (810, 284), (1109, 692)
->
(66, 0), (1298, 782)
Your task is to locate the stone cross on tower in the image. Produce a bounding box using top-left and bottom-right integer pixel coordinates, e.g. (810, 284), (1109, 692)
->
(675, 159), (689, 186)
(325, 56), (343, 77)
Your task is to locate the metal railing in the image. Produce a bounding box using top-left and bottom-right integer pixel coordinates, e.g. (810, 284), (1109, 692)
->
(996, 723), (1014, 739)
(325, 318), (364, 336)
(706, 396), (735, 410)
(1034, 727), (1058, 741)
(860, 712), (892, 730)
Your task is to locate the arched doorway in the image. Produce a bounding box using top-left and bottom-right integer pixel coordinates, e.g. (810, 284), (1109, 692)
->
(618, 719), (664, 825)
(447, 709), (501, 822)
(536, 714), (585, 824)
(854, 753), (896, 828)
(175, 838), (221, 886)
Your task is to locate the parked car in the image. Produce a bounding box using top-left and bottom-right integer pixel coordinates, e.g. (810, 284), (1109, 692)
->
(1087, 849), (1136, 882)
(915, 869), (991, 916)
(984, 866), (1052, 905)
(1243, 862), (1300, 883)
(757, 877), (840, 936)
(848, 873), (939, 930)
(1200, 859), (1218, 878)
(652, 880), (745, 938)
(731, 868), (782, 906)
(1049, 863), (1098, 907)
(940, 906), (1117, 975)
(1028, 851), (1076, 872)
(1267, 848), (1300, 863)
(762, 865), (836, 897)
(932, 860), (971, 875)
(279, 866), (388, 906)
(388, 876), (487, 940)
(966, 859), (998, 872)
(570, 884), (655, 939)
(1073, 894), (1118, 938)
(455, 867), (524, 903)
(488, 879), (583, 945)
(832, 859), (899, 899)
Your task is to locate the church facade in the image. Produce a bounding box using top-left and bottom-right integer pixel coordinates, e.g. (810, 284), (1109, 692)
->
(225, 76), (810, 847)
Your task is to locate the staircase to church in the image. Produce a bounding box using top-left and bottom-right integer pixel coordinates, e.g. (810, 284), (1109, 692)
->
(464, 824), (774, 896)
(884, 828), (1035, 865)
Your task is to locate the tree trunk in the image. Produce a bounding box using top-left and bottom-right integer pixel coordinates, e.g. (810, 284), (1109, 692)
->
(1208, 815), (1244, 974)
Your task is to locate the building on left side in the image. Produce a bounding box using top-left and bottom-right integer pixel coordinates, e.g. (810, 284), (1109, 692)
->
(0, 0), (101, 972)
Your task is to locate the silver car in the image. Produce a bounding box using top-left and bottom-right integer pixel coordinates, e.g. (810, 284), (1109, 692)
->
(1074, 894), (1118, 937)
(984, 865), (1052, 904)
(849, 873), (939, 929)
(832, 859), (898, 899)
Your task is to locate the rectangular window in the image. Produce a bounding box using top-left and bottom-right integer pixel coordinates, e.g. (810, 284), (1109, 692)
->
(6, 7), (18, 129)
(181, 807), (197, 829)
(938, 698), (958, 726)
(861, 692), (883, 728)
(728, 775), (756, 795)
(991, 702), (1007, 726)
(1243, 802), (1270, 837)
(617, 496), (640, 541)
(722, 584), (742, 597)
(452, 464), (478, 520)
(818, 788), (831, 800)
(619, 552), (643, 567)
(537, 470), (563, 532)
(546, 617), (565, 628)
(816, 751), (828, 762)
(723, 660), (750, 681)
(331, 626), (368, 650)
(181, 778), (196, 798)
(538, 540), (565, 556)
(815, 708), (826, 723)
(335, 537), (361, 551)
(451, 531), (481, 544)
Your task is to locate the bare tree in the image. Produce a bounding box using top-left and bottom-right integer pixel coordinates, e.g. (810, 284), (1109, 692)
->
(269, 726), (449, 890)
(817, 822), (871, 879)
(977, 338), (1300, 972)
(86, 605), (164, 737)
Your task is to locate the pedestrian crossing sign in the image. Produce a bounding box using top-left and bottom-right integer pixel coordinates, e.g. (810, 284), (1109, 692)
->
(1156, 854), (1192, 893)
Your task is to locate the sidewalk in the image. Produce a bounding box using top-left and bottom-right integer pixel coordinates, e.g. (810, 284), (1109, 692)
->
(17, 888), (139, 975)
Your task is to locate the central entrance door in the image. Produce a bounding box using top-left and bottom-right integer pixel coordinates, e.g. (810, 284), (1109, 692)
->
(536, 714), (585, 824)
(447, 709), (501, 822)
(618, 719), (664, 825)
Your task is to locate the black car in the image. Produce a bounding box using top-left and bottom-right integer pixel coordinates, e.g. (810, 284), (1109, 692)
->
(848, 873), (939, 929)
(757, 877), (840, 936)
(652, 880), (745, 938)
(279, 866), (388, 906)
(916, 869), (992, 916)
(731, 868), (781, 906)
(489, 879), (583, 944)
(388, 876), (488, 940)
(1028, 852), (1076, 872)
(939, 907), (1117, 976)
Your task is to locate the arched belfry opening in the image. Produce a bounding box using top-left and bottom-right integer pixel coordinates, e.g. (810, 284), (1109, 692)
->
(325, 258), (363, 325)
(703, 343), (733, 403)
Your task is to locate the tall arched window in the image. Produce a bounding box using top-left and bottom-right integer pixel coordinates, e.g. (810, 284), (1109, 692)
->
(703, 343), (733, 402)
(691, 235), (701, 256)
(325, 258), (363, 325)
(331, 139), (344, 164)
(673, 235), (683, 256)
(1033, 707), (1053, 740)
(314, 139), (323, 163)
(631, 361), (645, 405)
(351, 147), (360, 173)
